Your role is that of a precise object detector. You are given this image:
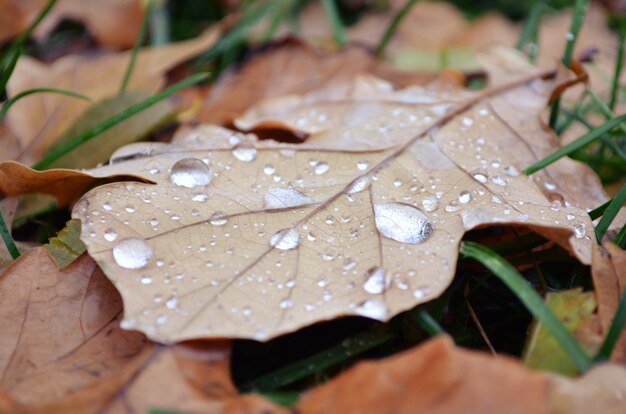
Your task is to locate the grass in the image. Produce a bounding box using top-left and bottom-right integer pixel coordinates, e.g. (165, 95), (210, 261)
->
(1, 0), (626, 405)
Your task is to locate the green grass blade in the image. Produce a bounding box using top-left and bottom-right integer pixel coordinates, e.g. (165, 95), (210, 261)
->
(516, 0), (543, 61)
(595, 183), (626, 243)
(119, 0), (154, 95)
(321, 0), (346, 47)
(460, 241), (592, 373)
(525, 112), (626, 175)
(0, 0), (58, 94)
(562, 107), (626, 162)
(589, 199), (610, 221)
(0, 88), (91, 122)
(594, 289), (626, 362)
(548, 0), (588, 129)
(0, 209), (20, 260)
(32, 72), (208, 170)
(375, 0), (419, 58)
(241, 328), (395, 392)
(614, 223), (626, 248)
(411, 308), (444, 336)
(610, 22), (626, 111)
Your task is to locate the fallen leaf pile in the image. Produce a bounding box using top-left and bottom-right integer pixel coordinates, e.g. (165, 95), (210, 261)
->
(1, 1), (626, 412)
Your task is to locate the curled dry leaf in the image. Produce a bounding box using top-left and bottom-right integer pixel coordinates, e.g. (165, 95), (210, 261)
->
(2, 26), (221, 164)
(0, 248), (282, 413)
(592, 243), (626, 363)
(71, 47), (600, 343)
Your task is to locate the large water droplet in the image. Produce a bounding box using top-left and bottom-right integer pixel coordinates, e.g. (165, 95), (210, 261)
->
(104, 228), (118, 242)
(113, 238), (153, 269)
(355, 299), (388, 320)
(270, 228), (301, 250)
(458, 191), (472, 204)
(363, 267), (390, 294)
(422, 195), (439, 212)
(170, 158), (213, 188)
(347, 175), (371, 194)
(264, 187), (314, 209)
(314, 161), (330, 175)
(373, 203), (433, 244)
(232, 144), (257, 162)
(209, 211), (228, 226)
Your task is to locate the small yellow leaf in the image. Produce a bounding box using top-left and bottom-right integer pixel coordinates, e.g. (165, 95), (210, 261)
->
(43, 219), (87, 269)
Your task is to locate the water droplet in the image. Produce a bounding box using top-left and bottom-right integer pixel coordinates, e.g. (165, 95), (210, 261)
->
(473, 173), (488, 183)
(462, 117), (474, 127)
(347, 175), (371, 194)
(140, 275), (153, 285)
(102, 202), (113, 211)
(209, 212), (228, 226)
(343, 258), (357, 270)
(314, 161), (330, 175)
(170, 158), (213, 188)
(279, 298), (294, 309)
(263, 164), (276, 175)
(192, 194), (208, 202)
(156, 314), (168, 325)
(232, 144), (257, 162)
(166, 296), (178, 309)
(125, 205), (136, 213)
(357, 160), (369, 171)
(413, 287), (430, 299)
(566, 214), (575, 221)
(280, 149), (295, 158)
(363, 267), (390, 294)
(355, 299), (388, 320)
(422, 195), (439, 212)
(491, 175), (507, 186)
(270, 228), (301, 250)
(374, 203), (433, 244)
(544, 182), (557, 191)
(113, 238), (153, 269)
(264, 187), (314, 208)
(393, 179), (403, 187)
(504, 165), (520, 177)
(458, 191), (472, 204)
(444, 202), (460, 212)
(573, 223), (586, 239)
(104, 228), (118, 242)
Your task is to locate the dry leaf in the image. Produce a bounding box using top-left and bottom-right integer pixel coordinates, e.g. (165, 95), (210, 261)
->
(195, 39), (435, 125)
(70, 47), (599, 343)
(0, 248), (282, 413)
(297, 335), (548, 414)
(592, 243), (626, 362)
(0, 0), (143, 48)
(2, 26), (220, 164)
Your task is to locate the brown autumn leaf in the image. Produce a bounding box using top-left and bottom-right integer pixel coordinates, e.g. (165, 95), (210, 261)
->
(0, 0), (143, 48)
(592, 242), (626, 362)
(0, 247), (282, 413)
(69, 47), (599, 343)
(195, 39), (437, 126)
(297, 335), (626, 414)
(2, 26), (221, 164)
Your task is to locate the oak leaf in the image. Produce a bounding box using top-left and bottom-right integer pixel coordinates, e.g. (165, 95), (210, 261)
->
(69, 47), (601, 343)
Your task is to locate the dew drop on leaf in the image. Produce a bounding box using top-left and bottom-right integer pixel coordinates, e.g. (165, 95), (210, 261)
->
(170, 158), (213, 189)
(314, 161), (330, 175)
(373, 203), (433, 244)
(103, 228), (118, 242)
(363, 266), (390, 294)
(232, 144), (257, 162)
(347, 175), (371, 194)
(355, 298), (388, 320)
(421, 195), (439, 212)
(209, 212), (228, 226)
(264, 187), (314, 209)
(270, 228), (301, 250)
(113, 238), (153, 269)
(458, 191), (472, 204)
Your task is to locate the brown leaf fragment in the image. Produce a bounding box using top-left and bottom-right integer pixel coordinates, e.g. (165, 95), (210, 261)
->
(0, 248), (283, 413)
(592, 243), (626, 362)
(297, 335), (548, 414)
(195, 39), (434, 126)
(0, 161), (151, 207)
